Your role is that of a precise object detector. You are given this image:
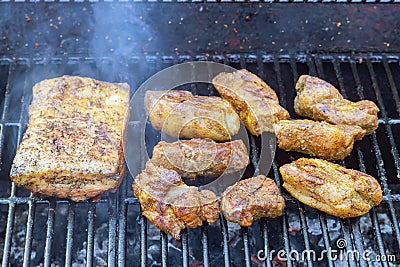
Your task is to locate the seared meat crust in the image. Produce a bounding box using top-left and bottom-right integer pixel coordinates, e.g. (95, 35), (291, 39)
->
(144, 90), (240, 142)
(151, 139), (249, 179)
(280, 158), (382, 218)
(212, 69), (290, 136)
(221, 175), (285, 226)
(29, 76), (129, 125)
(10, 76), (129, 201)
(132, 162), (220, 239)
(294, 75), (379, 134)
(275, 120), (365, 160)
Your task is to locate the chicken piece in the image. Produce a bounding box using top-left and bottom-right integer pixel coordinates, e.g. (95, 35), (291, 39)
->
(144, 90), (240, 142)
(221, 175), (285, 226)
(280, 158), (382, 218)
(294, 75), (379, 134)
(151, 139), (249, 179)
(10, 76), (130, 201)
(212, 69), (290, 136)
(132, 161), (220, 239)
(275, 120), (366, 160)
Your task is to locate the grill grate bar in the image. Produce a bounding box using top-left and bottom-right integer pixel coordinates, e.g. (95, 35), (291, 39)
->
(43, 200), (55, 267)
(2, 201), (16, 267)
(260, 218), (272, 267)
(86, 204), (96, 267)
(181, 229), (189, 267)
(340, 219), (357, 267)
(371, 209), (390, 267)
(281, 214), (293, 267)
(1, 63), (13, 121)
(242, 227), (251, 267)
(382, 56), (400, 115)
(350, 217), (368, 267)
(140, 215), (147, 267)
(22, 197), (35, 267)
(65, 202), (75, 267)
(201, 223), (210, 267)
(355, 145), (389, 267)
(332, 58), (348, 98)
(161, 231), (168, 267)
(290, 55), (300, 85)
(366, 58), (389, 118)
(314, 56), (326, 80)
(118, 176), (128, 266)
(273, 58), (287, 107)
(349, 60), (365, 98)
(298, 204), (313, 267)
(306, 55), (317, 78)
(219, 214), (231, 267)
(107, 193), (117, 266)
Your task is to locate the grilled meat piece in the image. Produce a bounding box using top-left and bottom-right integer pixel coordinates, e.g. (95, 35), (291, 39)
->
(221, 175), (285, 226)
(150, 139), (249, 179)
(29, 75), (129, 125)
(132, 161), (220, 239)
(144, 90), (240, 142)
(10, 76), (130, 201)
(294, 75), (379, 134)
(212, 69), (290, 135)
(275, 120), (366, 160)
(280, 158), (382, 218)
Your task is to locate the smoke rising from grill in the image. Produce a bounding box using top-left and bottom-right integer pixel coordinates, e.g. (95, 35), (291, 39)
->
(87, 4), (159, 83)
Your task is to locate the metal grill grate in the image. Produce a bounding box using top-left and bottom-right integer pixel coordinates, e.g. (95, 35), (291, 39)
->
(0, 53), (399, 266)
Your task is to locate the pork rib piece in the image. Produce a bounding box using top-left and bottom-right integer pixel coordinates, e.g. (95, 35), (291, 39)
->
(294, 75), (379, 134)
(150, 138), (249, 179)
(11, 76), (130, 201)
(133, 161), (220, 239)
(275, 119), (365, 160)
(221, 175), (285, 226)
(212, 69), (290, 135)
(280, 158), (382, 218)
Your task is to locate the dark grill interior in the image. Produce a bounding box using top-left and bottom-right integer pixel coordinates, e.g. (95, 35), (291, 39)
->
(0, 53), (399, 266)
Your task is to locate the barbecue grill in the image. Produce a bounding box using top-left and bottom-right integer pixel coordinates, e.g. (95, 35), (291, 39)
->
(1, 3), (400, 267)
